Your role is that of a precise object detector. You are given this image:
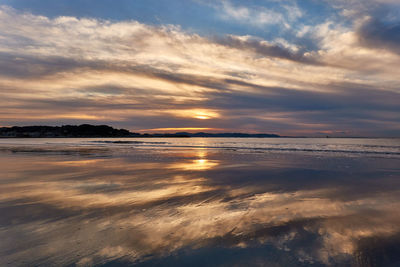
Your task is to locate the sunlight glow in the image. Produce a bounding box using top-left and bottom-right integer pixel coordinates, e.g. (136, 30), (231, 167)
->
(194, 115), (210, 120)
(192, 110), (220, 120)
(140, 127), (218, 132)
(165, 109), (220, 120)
(168, 158), (219, 170)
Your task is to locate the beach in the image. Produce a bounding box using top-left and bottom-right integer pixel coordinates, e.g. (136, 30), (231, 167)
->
(1, 138), (400, 266)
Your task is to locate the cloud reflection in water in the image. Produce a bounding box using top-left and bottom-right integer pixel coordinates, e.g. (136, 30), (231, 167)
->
(1, 145), (400, 266)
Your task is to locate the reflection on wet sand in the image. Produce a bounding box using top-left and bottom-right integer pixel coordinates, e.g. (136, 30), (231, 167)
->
(1, 145), (400, 266)
(168, 150), (220, 170)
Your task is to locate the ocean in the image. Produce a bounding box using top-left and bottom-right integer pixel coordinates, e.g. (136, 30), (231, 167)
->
(1, 138), (400, 266)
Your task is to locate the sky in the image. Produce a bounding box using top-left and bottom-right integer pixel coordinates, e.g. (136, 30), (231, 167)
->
(0, 0), (399, 136)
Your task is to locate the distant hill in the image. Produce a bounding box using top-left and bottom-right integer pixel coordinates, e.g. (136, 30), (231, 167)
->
(0, 125), (132, 138)
(0, 124), (280, 138)
(172, 132), (279, 138)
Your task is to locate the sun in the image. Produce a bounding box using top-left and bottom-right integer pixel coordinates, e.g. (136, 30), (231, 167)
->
(192, 110), (219, 120)
(194, 115), (210, 120)
(164, 109), (220, 120)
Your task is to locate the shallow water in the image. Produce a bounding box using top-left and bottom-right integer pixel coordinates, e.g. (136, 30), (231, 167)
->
(1, 138), (400, 266)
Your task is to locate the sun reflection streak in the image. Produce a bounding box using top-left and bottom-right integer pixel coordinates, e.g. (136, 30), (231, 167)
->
(168, 158), (219, 170)
(168, 148), (219, 170)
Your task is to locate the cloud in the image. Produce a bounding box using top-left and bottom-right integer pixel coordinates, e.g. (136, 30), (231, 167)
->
(358, 18), (400, 54)
(219, 0), (288, 27)
(215, 35), (318, 64)
(0, 6), (399, 136)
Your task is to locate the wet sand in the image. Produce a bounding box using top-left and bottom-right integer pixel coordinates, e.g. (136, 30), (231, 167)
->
(1, 139), (400, 266)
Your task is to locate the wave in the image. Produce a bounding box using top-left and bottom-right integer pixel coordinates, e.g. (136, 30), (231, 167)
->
(125, 143), (400, 156)
(89, 140), (168, 144)
(1, 138), (399, 157)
